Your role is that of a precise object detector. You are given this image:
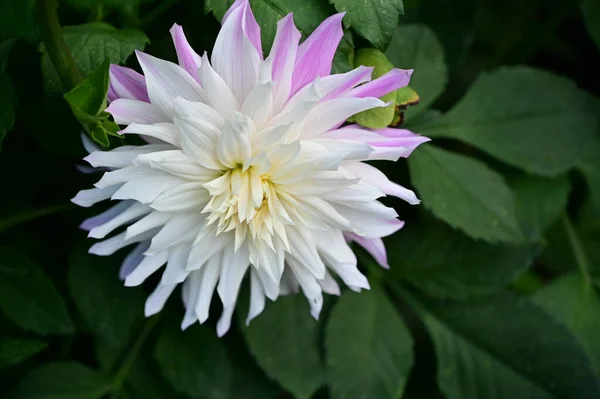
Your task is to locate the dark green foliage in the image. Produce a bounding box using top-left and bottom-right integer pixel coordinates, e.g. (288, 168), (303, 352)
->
(2, 0), (600, 398)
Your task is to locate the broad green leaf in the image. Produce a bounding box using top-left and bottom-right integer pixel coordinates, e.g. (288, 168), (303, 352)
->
(0, 337), (47, 368)
(332, 0), (403, 50)
(405, 289), (600, 399)
(11, 362), (114, 399)
(155, 322), (233, 399)
(413, 67), (600, 176)
(206, 0), (330, 52)
(512, 174), (570, 240)
(0, 248), (73, 335)
(67, 245), (145, 348)
(582, 0), (600, 52)
(42, 23), (148, 93)
(408, 145), (524, 243)
(325, 286), (413, 399)
(331, 30), (355, 74)
(386, 24), (446, 115)
(0, 0), (37, 43)
(240, 294), (323, 399)
(352, 48), (396, 128)
(577, 140), (600, 213)
(64, 59), (110, 122)
(534, 274), (600, 374)
(387, 218), (539, 299)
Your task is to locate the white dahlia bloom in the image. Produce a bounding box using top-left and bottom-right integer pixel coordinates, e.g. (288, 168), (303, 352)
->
(73, 0), (429, 336)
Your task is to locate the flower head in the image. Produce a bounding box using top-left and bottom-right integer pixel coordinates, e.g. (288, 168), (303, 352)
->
(73, 0), (429, 336)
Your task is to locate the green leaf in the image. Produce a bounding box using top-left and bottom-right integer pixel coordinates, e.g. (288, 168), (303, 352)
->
(351, 48), (396, 128)
(534, 274), (600, 374)
(387, 218), (539, 299)
(413, 67), (600, 176)
(577, 140), (600, 213)
(0, 0), (37, 43)
(64, 59), (110, 121)
(240, 294), (323, 399)
(0, 248), (73, 335)
(67, 245), (145, 348)
(408, 145), (524, 243)
(405, 289), (600, 399)
(0, 337), (48, 368)
(206, 0), (331, 52)
(42, 23), (148, 93)
(512, 174), (570, 240)
(385, 24), (446, 115)
(582, 0), (600, 52)
(154, 322), (233, 399)
(325, 286), (413, 399)
(331, 0), (403, 50)
(11, 362), (114, 399)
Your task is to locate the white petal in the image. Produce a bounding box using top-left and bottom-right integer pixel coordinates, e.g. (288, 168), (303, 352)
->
(145, 283), (177, 316)
(124, 250), (168, 286)
(287, 256), (323, 319)
(217, 244), (250, 307)
(198, 55), (240, 120)
(88, 202), (150, 239)
(136, 51), (205, 115)
(146, 213), (203, 254)
(150, 182), (208, 213)
(195, 252), (222, 323)
(161, 245), (192, 284)
(107, 99), (169, 125)
(112, 173), (184, 204)
(71, 186), (119, 207)
(217, 113), (253, 168)
(121, 123), (180, 147)
(120, 241), (149, 280)
(246, 270), (266, 325)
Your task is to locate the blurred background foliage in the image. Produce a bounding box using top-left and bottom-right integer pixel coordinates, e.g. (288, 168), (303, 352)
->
(1, 0), (600, 398)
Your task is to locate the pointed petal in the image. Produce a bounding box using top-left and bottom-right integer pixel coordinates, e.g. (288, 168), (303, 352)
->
(109, 65), (150, 102)
(170, 24), (202, 80)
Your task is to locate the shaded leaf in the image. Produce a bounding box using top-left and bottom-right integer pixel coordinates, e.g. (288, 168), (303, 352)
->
(534, 273), (600, 374)
(0, 248), (73, 335)
(582, 0), (600, 52)
(512, 174), (570, 240)
(0, 0), (37, 43)
(413, 67), (600, 176)
(325, 286), (413, 399)
(154, 321), (233, 399)
(387, 218), (539, 299)
(408, 145), (524, 243)
(67, 245), (145, 348)
(240, 294), (323, 399)
(0, 337), (47, 368)
(405, 289), (600, 399)
(332, 0), (403, 50)
(11, 362), (114, 399)
(386, 24), (446, 115)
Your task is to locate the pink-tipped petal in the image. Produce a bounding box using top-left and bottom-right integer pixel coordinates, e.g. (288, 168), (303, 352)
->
(170, 24), (202, 81)
(222, 0), (262, 57)
(346, 232), (389, 268)
(348, 68), (413, 99)
(291, 13), (345, 96)
(267, 13), (301, 111)
(212, 1), (261, 104)
(321, 66), (374, 101)
(109, 65), (150, 103)
(107, 85), (118, 102)
(107, 99), (169, 125)
(371, 127), (431, 157)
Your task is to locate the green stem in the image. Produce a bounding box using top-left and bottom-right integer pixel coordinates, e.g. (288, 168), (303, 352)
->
(37, 0), (82, 91)
(562, 214), (592, 289)
(0, 203), (74, 234)
(112, 315), (161, 393)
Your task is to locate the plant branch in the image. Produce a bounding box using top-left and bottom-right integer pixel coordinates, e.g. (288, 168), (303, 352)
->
(37, 0), (82, 91)
(562, 214), (592, 290)
(111, 315), (161, 394)
(0, 203), (74, 235)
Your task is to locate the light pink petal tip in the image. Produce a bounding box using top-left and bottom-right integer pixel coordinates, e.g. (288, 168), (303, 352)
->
(346, 233), (389, 268)
(108, 65), (150, 103)
(372, 127), (431, 157)
(222, 0), (263, 57)
(348, 68), (413, 99)
(291, 13), (345, 95)
(170, 24), (202, 81)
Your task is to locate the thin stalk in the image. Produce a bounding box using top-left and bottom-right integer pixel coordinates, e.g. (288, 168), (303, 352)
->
(112, 315), (161, 394)
(0, 203), (74, 234)
(562, 214), (592, 290)
(37, 0), (83, 91)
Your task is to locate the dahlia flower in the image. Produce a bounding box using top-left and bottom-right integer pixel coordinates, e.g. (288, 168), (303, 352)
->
(72, 0), (429, 336)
